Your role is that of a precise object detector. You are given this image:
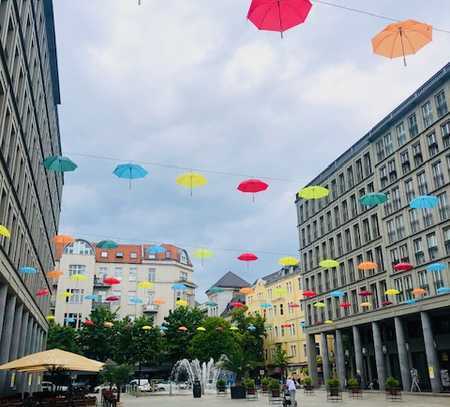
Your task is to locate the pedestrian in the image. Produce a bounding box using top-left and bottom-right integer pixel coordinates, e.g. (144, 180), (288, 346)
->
(286, 376), (297, 406)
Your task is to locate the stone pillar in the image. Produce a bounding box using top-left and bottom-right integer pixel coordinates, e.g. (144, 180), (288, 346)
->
(320, 333), (331, 384)
(372, 321), (386, 391)
(7, 303), (23, 392)
(353, 325), (366, 387)
(306, 333), (319, 386)
(335, 329), (346, 389)
(420, 312), (441, 393)
(0, 284), (8, 340)
(394, 317), (410, 391)
(0, 295), (17, 391)
(17, 311), (30, 392)
(29, 322), (38, 392)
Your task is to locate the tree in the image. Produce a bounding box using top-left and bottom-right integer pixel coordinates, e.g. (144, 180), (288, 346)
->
(272, 344), (291, 379)
(46, 323), (80, 353)
(162, 306), (204, 364)
(100, 360), (134, 402)
(218, 343), (255, 386)
(189, 317), (234, 362)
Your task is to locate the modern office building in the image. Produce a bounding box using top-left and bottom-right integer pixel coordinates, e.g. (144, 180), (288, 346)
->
(297, 63), (450, 392)
(52, 240), (196, 327)
(0, 0), (62, 394)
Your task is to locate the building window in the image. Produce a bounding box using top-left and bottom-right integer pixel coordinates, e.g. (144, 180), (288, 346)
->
(438, 192), (450, 221)
(376, 139), (385, 161)
(362, 218), (371, 242)
(422, 208), (433, 227)
(426, 233), (438, 260)
(405, 179), (415, 202)
(417, 172), (428, 195)
(395, 215), (405, 240)
(435, 90), (448, 118)
(394, 278), (405, 302)
(403, 275), (413, 299)
(442, 121), (450, 148)
(391, 187), (401, 211)
(345, 229), (352, 252)
(180, 271), (188, 281)
(409, 209), (420, 233)
(384, 133), (394, 155)
(399, 244), (409, 263)
(390, 248), (399, 265)
(100, 251), (108, 258)
(64, 240), (94, 256)
(418, 270), (429, 291)
(116, 252), (124, 258)
(379, 166), (388, 188)
(387, 219), (396, 243)
(432, 269), (444, 291)
(363, 153), (372, 176)
(427, 132), (439, 157)
(371, 214), (380, 237)
(413, 238), (425, 265)
(114, 267), (122, 277)
(148, 268), (156, 282)
(421, 101), (434, 128)
(68, 289), (84, 304)
(331, 180), (337, 199)
(408, 113), (419, 137)
(68, 265), (86, 277)
(356, 159), (363, 182)
(432, 160), (445, 188)
(348, 259), (355, 282)
(130, 252), (137, 259)
(347, 166), (354, 188)
(412, 142), (423, 166)
(353, 224), (361, 248)
(129, 267), (137, 282)
(375, 246), (384, 270)
(350, 195), (358, 217)
(339, 173), (345, 194)
(400, 150), (411, 174)
(396, 122), (406, 146)
(337, 233), (343, 256)
(384, 191), (392, 216)
(333, 207), (340, 228)
(339, 263), (346, 286)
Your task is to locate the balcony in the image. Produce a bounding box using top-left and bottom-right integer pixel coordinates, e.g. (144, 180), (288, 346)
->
(93, 277), (110, 289)
(143, 304), (159, 314)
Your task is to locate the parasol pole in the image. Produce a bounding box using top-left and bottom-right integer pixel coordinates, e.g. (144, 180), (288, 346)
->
(399, 27), (407, 67)
(277, 1), (284, 39)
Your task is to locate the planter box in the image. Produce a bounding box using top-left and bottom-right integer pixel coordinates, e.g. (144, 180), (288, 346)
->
(348, 387), (362, 399)
(270, 389), (281, 398)
(261, 384), (268, 393)
(327, 386), (342, 401)
(303, 384), (314, 395)
(385, 388), (402, 401)
(230, 386), (246, 399)
(246, 388), (257, 399)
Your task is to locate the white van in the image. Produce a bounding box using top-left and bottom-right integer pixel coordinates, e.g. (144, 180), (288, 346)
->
(129, 379), (151, 392)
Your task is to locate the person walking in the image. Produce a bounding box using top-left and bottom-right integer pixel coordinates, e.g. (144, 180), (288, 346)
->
(286, 376), (297, 406)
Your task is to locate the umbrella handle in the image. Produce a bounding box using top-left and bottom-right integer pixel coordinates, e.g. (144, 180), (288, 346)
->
(399, 28), (407, 67)
(277, 1), (284, 39)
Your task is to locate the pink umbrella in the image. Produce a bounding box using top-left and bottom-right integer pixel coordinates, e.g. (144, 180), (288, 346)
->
(238, 252), (258, 271)
(237, 179), (269, 202)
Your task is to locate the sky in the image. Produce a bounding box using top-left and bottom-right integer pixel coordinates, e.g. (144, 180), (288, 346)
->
(53, 0), (450, 301)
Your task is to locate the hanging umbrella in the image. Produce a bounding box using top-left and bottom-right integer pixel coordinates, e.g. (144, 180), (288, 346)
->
(47, 270), (63, 280)
(426, 263), (446, 273)
(58, 292), (73, 299)
(324, 320), (334, 325)
(43, 155), (77, 172)
(281, 323), (292, 328)
(230, 326), (239, 331)
(104, 277), (121, 285)
(193, 248), (214, 265)
(339, 302), (351, 309)
(176, 300), (188, 307)
(385, 289), (400, 296)
(319, 259), (339, 269)
(372, 20), (432, 66)
(382, 301), (393, 306)
(360, 302), (371, 308)
(129, 296), (144, 305)
(105, 295), (120, 302)
(260, 303), (272, 309)
(46, 315), (56, 321)
(160, 326), (168, 332)
(196, 327), (206, 332)
(331, 290), (344, 298)
(113, 163), (148, 189)
(138, 281), (154, 289)
(231, 302), (245, 308)
(239, 287), (254, 295)
(238, 252), (258, 271)
(146, 245), (166, 255)
(36, 289), (50, 298)
(300, 321), (306, 328)
(237, 179), (269, 202)
(313, 302), (325, 308)
(142, 325), (152, 331)
(248, 324), (257, 332)
(279, 257), (299, 267)
(65, 317), (76, 324)
(359, 290), (372, 297)
(288, 303), (300, 308)
(413, 288), (427, 297)
(178, 326), (188, 332)
(394, 263), (413, 272)
(216, 326), (224, 332)
(153, 298), (166, 305)
(359, 192), (387, 207)
(20, 266), (38, 274)
(358, 261), (377, 270)
(0, 225), (11, 238)
(302, 290), (316, 298)
(208, 286), (224, 294)
(84, 294), (100, 301)
(437, 287), (450, 294)
(53, 235), (74, 245)
(83, 319), (95, 326)
(97, 240), (119, 250)
(273, 288), (288, 297)
(104, 322), (114, 328)
(405, 299), (417, 305)
(298, 186), (329, 200)
(205, 300), (218, 307)
(410, 195), (438, 209)
(247, 0), (313, 38)
(176, 171), (207, 196)
(172, 283), (187, 291)
(71, 274), (87, 282)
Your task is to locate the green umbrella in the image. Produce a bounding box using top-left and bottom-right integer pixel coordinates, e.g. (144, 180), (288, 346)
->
(43, 155), (77, 172)
(359, 192), (387, 206)
(97, 240), (119, 249)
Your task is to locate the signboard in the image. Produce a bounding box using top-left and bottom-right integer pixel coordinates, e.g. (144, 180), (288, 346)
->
(428, 367), (435, 379)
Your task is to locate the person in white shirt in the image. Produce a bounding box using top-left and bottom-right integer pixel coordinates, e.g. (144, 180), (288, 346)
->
(286, 376), (297, 405)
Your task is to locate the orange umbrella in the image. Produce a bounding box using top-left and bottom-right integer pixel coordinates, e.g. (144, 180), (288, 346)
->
(413, 287), (427, 297)
(358, 261), (377, 271)
(240, 287), (254, 295)
(372, 20), (432, 66)
(47, 270), (63, 280)
(53, 235), (74, 246)
(153, 298), (166, 305)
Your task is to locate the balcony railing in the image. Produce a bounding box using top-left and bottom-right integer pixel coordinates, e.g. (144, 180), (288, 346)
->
(143, 304), (159, 313)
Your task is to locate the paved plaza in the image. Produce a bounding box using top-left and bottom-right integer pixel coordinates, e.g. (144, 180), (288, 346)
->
(121, 391), (450, 407)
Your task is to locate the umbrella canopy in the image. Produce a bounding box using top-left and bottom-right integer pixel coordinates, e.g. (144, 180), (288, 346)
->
(238, 252), (258, 262)
(172, 283), (187, 291)
(359, 290), (372, 297)
(359, 192), (387, 206)
(20, 266), (38, 274)
(0, 224), (11, 238)
(113, 163), (148, 188)
(142, 325), (152, 331)
(147, 245), (166, 255)
(237, 179), (269, 201)
(43, 156), (77, 172)
(413, 288), (427, 297)
(313, 302), (325, 308)
(176, 171), (207, 195)
(281, 323), (292, 328)
(239, 287), (254, 295)
(382, 301), (393, 306)
(437, 287), (450, 294)
(71, 274), (87, 282)
(302, 290), (316, 298)
(410, 195), (438, 209)
(36, 289), (50, 298)
(104, 322), (114, 328)
(331, 290), (344, 298)
(104, 277), (121, 285)
(176, 300), (189, 307)
(298, 185), (329, 200)
(193, 248), (214, 262)
(196, 327), (206, 332)
(97, 240), (119, 250)
(319, 259), (339, 269)
(360, 302), (371, 308)
(247, 0), (312, 37)
(83, 319), (94, 326)
(324, 320), (334, 325)
(178, 326), (188, 332)
(372, 20), (432, 66)
(288, 302), (300, 308)
(230, 326), (239, 331)
(405, 299), (417, 305)
(394, 262), (413, 272)
(339, 302), (351, 309)
(209, 286), (224, 294)
(279, 257), (299, 267)
(105, 296), (120, 302)
(205, 300), (217, 307)
(46, 315), (56, 321)
(153, 298), (166, 305)
(385, 289), (400, 296)
(231, 302), (245, 308)
(426, 262), (446, 273)
(358, 261), (377, 270)
(47, 270), (63, 280)
(84, 294), (100, 301)
(129, 296), (144, 305)
(0, 349), (103, 373)
(260, 303), (272, 309)
(138, 281), (154, 289)
(273, 288), (288, 297)
(53, 235), (74, 246)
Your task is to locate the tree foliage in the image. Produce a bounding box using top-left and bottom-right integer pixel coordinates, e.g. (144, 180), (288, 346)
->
(47, 323), (80, 353)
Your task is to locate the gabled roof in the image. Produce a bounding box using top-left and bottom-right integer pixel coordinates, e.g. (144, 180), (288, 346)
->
(207, 271), (249, 292)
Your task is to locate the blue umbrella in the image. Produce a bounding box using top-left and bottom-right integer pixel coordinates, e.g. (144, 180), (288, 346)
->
(209, 286), (224, 294)
(331, 290), (345, 298)
(43, 155), (77, 172)
(65, 317), (76, 323)
(85, 294), (100, 301)
(437, 287), (450, 295)
(410, 195), (438, 209)
(172, 283), (187, 291)
(129, 296), (144, 305)
(147, 245), (166, 255)
(97, 240), (119, 250)
(359, 192), (387, 206)
(426, 263), (446, 273)
(260, 303), (272, 309)
(160, 326), (168, 332)
(20, 266), (38, 274)
(405, 299), (417, 305)
(113, 163), (148, 189)
(300, 321), (306, 328)
(248, 324), (256, 332)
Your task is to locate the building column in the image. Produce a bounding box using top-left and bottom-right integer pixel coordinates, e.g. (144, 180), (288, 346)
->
(420, 312), (441, 393)
(394, 317), (410, 391)
(6, 303), (23, 392)
(0, 284), (8, 340)
(28, 322), (38, 393)
(0, 295), (17, 391)
(352, 325), (366, 388)
(17, 311), (30, 392)
(320, 333), (331, 384)
(335, 329), (346, 389)
(306, 333), (319, 387)
(372, 321), (386, 391)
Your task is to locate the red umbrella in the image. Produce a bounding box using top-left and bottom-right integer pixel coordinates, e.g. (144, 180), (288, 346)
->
(281, 323), (292, 328)
(238, 252), (258, 271)
(302, 290), (316, 298)
(83, 319), (94, 326)
(231, 302), (245, 308)
(36, 289), (50, 297)
(394, 262), (413, 272)
(247, 0), (313, 38)
(382, 300), (393, 306)
(288, 303), (300, 308)
(237, 179), (269, 202)
(359, 290), (372, 297)
(104, 277), (121, 285)
(339, 302), (351, 309)
(106, 295), (120, 302)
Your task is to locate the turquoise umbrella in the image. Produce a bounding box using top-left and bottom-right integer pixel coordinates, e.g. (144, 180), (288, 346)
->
(260, 303), (272, 309)
(43, 155), (77, 172)
(65, 317), (76, 323)
(437, 287), (450, 294)
(405, 299), (416, 305)
(205, 301), (218, 307)
(209, 286), (224, 294)
(248, 324), (256, 332)
(113, 163), (148, 189)
(331, 290), (345, 298)
(359, 192), (387, 206)
(410, 195), (438, 209)
(85, 294), (100, 301)
(172, 283), (187, 291)
(147, 245), (166, 255)
(20, 266), (38, 274)
(426, 263), (446, 273)
(97, 240), (119, 250)
(129, 296), (144, 305)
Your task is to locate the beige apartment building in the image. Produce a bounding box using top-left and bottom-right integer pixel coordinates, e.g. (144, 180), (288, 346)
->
(52, 240), (196, 327)
(297, 63), (450, 393)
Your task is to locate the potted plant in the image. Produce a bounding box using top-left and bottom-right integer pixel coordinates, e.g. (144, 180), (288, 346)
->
(302, 376), (313, 393)
(347, 377), (362, 397)
(218, 347), (253, 399)
(385, 377), (401, 399)
(269, 378), (281, 398)
(216, 379), (226, 394)
(326, 377), (341, 400)
(244, 377), (256, 397)
(261, 377), (270, 393)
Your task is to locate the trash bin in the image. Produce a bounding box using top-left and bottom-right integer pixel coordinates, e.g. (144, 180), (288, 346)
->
(193, 380), (201, 398)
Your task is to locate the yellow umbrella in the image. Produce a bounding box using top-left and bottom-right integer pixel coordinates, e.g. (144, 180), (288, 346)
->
(196, 327), (206, 332)
(46, 315), (56, 321)
(324, 320), (334, 324)
(273, 288), (288, 297)
(313, 302), (326, 308)
(142, 325), (152, 331)
(103, 322), (114, 328)
(58, 292), (73, 299)
(385, 289), (400, 296)
(176, 300), (188, 307)
(279, 257), (299, 267)
(138, 281), (154, 289)
(0, 349), (104, 373)
(230, 326), (239, 331)
(193, 248), (214, 263)
(298, 186), (329, 200)
(71, 274), (87, 282)
(176, 171), (207, 196)
(360, 302), (371, 308)
(319, 259), (339, 269)
(0, 225), (11, 238)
